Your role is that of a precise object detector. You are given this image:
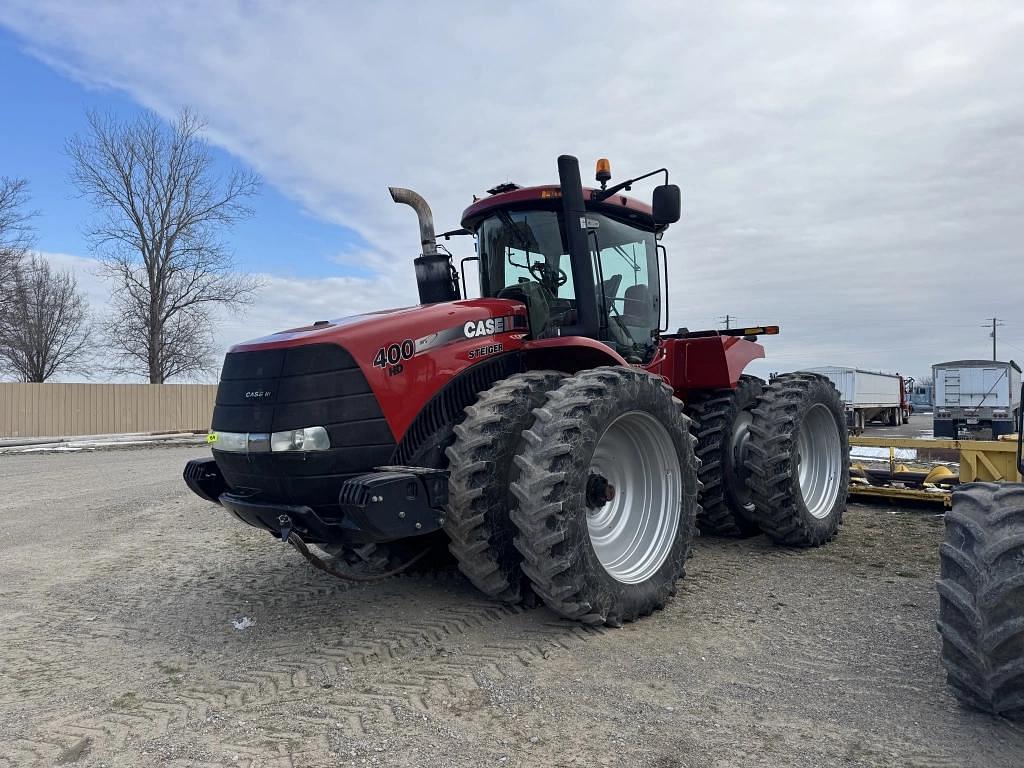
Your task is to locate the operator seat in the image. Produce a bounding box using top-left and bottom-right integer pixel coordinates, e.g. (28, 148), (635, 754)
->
(620, 284), (652, 328)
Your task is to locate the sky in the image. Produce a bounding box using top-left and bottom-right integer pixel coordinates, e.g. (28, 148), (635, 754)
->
(0, 1), (1022, 383)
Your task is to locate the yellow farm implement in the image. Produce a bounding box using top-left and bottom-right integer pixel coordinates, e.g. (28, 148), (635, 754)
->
(849, 435), (1022, 507)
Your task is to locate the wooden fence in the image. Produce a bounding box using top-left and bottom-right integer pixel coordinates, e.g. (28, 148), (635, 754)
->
(0, 383), (218, 438)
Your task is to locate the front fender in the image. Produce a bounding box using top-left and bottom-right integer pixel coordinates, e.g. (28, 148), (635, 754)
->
(523, 336), (629, 373)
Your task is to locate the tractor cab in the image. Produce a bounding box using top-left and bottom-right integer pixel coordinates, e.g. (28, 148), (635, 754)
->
(460, 158), (680, 363)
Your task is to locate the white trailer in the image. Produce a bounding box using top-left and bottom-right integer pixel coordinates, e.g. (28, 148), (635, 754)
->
(803, 367), (906, 433)
(933, 360), (1022, 438)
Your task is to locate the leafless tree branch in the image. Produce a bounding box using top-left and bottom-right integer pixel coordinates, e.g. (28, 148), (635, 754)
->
(68, 108), (262, 382)
(0, 255), (93, 382)
(0, 177), (35, 297)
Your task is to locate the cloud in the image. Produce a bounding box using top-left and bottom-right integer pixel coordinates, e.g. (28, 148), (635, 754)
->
(4, 1), (1024, 380)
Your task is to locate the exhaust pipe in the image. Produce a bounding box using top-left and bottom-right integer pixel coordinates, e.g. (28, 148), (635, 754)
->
(389, 187), (437, 255)
(389, 186), (459, 304)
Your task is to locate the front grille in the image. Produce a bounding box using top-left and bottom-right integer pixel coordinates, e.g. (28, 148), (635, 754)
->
(211, 343), (395, 511)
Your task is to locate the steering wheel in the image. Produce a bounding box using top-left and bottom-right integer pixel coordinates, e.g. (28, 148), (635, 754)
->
(529, 261), (568, 287)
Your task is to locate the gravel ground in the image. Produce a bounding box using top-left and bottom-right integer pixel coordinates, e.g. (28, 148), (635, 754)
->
(1, 446), (1022, 767)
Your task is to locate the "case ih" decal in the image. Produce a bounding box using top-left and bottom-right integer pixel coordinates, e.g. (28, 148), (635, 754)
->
(463, 317), (510, 338)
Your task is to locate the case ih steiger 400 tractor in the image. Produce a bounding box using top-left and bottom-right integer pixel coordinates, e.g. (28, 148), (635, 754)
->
(184, 155), (850, 626)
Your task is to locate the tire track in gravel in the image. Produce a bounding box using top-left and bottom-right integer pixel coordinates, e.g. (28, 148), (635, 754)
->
(0, 541), (609, 766)
(5, 450), (1024, 768)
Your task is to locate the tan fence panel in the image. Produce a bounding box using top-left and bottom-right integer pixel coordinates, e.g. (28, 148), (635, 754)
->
(0, 383), (218, 438)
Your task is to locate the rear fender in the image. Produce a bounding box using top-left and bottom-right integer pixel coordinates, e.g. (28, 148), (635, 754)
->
(653, 336), (765, 396)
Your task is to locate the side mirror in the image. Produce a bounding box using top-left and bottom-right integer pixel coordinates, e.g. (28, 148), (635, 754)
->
(652, 184), (681, 225)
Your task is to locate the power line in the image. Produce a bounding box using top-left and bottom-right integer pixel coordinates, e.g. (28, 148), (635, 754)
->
(1000, 339), (1024, 357)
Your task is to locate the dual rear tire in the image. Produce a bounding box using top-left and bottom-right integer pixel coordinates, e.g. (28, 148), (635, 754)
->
(745, 373), (849, 546)
(445, 367), (848, 626)
(685, 375), (763, 537)
(687, 372), (848, 547)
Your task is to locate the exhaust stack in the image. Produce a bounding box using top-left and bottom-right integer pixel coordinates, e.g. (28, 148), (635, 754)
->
(557, 155), (600, 339)
(389, 186), (460, 304)
(389, 187), (437, 255)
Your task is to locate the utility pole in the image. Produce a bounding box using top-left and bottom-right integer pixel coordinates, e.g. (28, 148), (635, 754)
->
(982, 318), (1004, 361)
(720, 314), (732, 330)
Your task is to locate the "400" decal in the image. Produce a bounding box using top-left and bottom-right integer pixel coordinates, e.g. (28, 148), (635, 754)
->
(372, 339), (415, 369)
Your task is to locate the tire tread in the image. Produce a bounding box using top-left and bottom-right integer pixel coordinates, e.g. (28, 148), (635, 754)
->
(937, 483), (1024, 719)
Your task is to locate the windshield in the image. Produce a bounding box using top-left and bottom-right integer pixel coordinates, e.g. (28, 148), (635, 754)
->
(477, 210), (576, 338)
(478, 210), (573, 297)
(477, 209), (660, 361)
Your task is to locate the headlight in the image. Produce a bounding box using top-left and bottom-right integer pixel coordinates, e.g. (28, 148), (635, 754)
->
(213, 431), (248, 452)
(209, 426), (331, 453)
(271, 426), (330, 452)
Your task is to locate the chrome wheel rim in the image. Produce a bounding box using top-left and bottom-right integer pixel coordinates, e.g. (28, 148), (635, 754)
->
(586, 411), (682, 584)
(796, 403), (843, 519)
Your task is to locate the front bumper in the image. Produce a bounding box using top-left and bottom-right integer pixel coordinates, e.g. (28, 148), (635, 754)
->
(183, 458), (448, 544)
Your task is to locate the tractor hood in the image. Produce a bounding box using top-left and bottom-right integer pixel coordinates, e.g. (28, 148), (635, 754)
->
(229, 298), (529, 358)
(222, 297), (531, 442)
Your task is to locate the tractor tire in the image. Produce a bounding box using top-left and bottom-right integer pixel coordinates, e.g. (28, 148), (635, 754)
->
(445, 371), (566, 603)
(510, 367), (699, 626)
(745, 372), (849, 547)
(685, 375), (764, 537)
(937, 483), (1024, 719)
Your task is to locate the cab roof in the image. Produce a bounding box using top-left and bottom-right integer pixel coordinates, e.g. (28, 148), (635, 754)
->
(460, 184), (659, 233)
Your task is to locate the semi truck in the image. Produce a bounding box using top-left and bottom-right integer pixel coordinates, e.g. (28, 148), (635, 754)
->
(933, 359), (1022, 438)
(907, 379), (934, 412)
(803, 367), (908, 433)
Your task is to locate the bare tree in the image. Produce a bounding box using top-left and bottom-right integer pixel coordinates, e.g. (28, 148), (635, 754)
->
(0, 255), (93, 382)
(0, 177), (34, 295)
(67, 109), (261, 383)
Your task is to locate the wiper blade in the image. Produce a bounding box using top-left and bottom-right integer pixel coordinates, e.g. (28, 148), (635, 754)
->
(497, 209), (529, 250)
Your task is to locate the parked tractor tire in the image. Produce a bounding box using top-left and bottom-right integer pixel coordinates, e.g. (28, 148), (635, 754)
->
(445, 370), (566, 603)
(685, 375), (764, 537)
(745, 373), (849, 547)
(510, 367), (698, 626)
(937, 483), (1024, 719)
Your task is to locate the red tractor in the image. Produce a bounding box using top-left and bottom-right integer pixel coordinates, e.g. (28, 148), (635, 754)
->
(184, 155), (849, 626)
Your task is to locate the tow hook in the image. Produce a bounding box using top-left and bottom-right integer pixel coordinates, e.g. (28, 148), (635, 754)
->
(277, 514), (292, 543)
